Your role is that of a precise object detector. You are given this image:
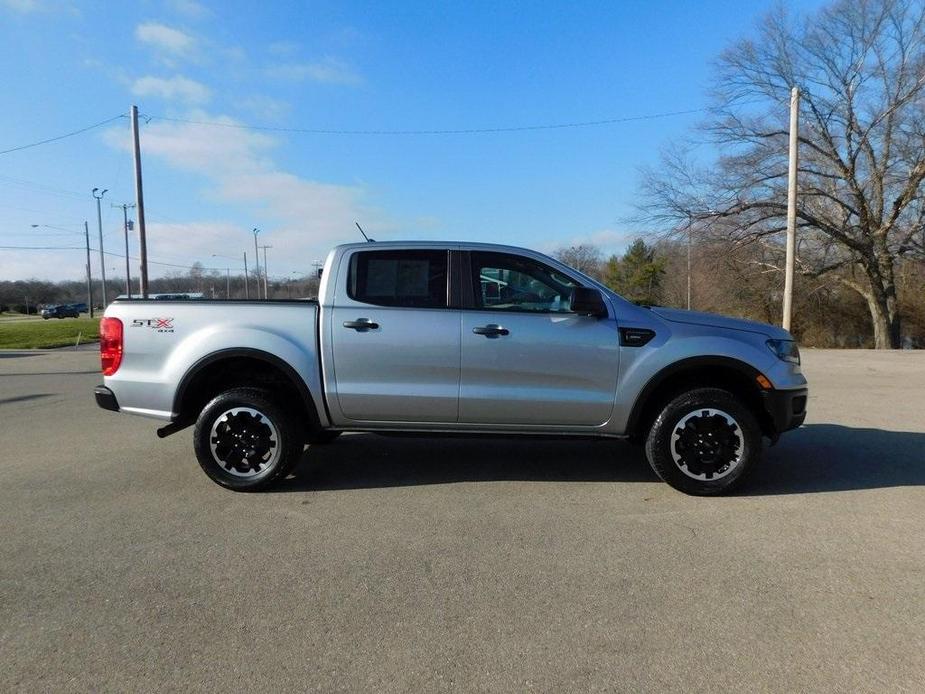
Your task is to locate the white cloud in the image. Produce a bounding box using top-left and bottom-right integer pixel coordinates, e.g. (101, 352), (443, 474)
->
(135, 21), (197, 62)
(167, 0), (209, 20)
(103, 111), (379, 275)
(131, 75), (211, 104)
(1, 0), (39, 11)
(238, 95), (291, 122)
(266, 57), (361, 85)
(1, 0), (80, 15)
(143, 221), (245, 271)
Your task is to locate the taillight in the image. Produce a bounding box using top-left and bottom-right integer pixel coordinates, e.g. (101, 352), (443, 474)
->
(100, 317), (123, 376)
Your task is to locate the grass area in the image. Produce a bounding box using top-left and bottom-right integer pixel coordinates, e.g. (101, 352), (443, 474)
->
(0, 316), (99, 349)
(0, 313), (42, 322)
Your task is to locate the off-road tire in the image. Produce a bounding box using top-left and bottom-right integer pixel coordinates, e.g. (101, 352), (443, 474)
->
(644, 387), (762, 496)
(193, 387), (304, 491)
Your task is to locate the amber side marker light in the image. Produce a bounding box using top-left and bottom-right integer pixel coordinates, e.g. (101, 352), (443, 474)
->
(100, 317), (123, 376)
(755, 373), (773, 390)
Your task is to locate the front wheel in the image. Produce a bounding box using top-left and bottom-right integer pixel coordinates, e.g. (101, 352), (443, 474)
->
(193, 387), (304, 491)
(644, 387), (762, 496)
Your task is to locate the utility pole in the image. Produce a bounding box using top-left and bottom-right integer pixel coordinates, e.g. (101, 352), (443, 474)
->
(212, 254), (240, 299)
(687, 222), (692, 311)
(243, 251), (249, 299)
(92, 187), (108, 306)
(84, 221), (94, 318)
(131, 105), (149, 298)
(252, 228), (261, 298)
(113, 203), (136, 298)
(259, 244), (272, 299)
(782, 86), (799, 331)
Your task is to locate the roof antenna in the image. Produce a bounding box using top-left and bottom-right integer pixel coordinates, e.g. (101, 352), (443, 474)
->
(355, 221), (375, 242)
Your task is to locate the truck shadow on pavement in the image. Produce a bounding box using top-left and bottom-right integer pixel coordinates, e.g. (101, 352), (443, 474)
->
(285, 435), (658, 490)
(279, 424), (925, 495)
(746, 424), (925, 495)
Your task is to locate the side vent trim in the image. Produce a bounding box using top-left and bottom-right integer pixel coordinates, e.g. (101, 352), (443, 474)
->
(619, 327), (656, 347)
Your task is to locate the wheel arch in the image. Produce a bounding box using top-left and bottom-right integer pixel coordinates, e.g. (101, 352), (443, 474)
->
(625, 356), (774, 440)
(172, 348), (322, 434)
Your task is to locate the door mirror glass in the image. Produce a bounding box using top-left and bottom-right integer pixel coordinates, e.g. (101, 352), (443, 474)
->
(570, 287), (607, 318)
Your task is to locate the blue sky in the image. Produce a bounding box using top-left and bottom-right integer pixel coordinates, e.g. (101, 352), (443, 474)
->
(0, 0), (822, 281)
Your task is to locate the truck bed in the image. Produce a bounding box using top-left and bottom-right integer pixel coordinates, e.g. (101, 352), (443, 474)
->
(104, 299), (324, 422)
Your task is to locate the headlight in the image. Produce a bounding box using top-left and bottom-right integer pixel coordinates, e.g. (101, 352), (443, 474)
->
(767, 339), (800, 365)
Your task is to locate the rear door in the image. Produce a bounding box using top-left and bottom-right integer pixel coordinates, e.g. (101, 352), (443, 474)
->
(458, 251), (620, 426)
(330, 248), (461, 422)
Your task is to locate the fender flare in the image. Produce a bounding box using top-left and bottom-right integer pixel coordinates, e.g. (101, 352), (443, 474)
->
(624, 355), (765, 436)
(172, 347), (320, 428)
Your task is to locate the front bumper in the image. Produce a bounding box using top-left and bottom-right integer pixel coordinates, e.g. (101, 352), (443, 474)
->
(94, 385), (119, 412)
(761, 387), (807, 434)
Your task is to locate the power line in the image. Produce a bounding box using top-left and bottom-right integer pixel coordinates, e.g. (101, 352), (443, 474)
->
(0, 104), (712, 157)
(0, 174), (86, 199)
(0, 114), (126, 156)
(0, 245), (85, 250)
(0, 244), (222, 271)
(145, 107), (707, 136)
(2, 243), (311, 276)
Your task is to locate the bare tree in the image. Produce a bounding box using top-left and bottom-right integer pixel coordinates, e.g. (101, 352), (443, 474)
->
(554, 244), (604, 279)
(639, 0), (925, 348)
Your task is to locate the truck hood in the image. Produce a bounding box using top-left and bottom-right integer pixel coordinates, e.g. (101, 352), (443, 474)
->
(648, 306), (790, 339)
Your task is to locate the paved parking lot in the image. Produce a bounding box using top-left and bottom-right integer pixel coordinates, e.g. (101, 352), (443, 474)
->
(1, 348), (923, 692)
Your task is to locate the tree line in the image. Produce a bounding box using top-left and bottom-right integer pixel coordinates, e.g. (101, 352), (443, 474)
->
(638, 0), (925, 348)
(4, 0), (924, 347)
(0, 269), (320, 313)
(555, 237), (925, 348)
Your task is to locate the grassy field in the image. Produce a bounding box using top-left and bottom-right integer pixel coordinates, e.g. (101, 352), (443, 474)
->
(0, 313), (42, 322)
(0, 316), (99, 349)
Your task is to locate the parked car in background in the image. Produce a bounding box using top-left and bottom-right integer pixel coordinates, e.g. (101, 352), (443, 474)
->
(41, 305), (80, 319)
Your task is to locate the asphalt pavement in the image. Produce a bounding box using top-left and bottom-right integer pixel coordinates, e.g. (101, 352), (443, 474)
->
(1, 349), (923, 692)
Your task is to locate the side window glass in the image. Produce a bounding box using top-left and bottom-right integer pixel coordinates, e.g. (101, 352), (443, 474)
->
(472, 252), (578, 313)
(348, 250), (448, 308)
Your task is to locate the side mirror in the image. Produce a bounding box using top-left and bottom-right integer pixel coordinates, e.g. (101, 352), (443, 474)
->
(570, 287), (608, 318)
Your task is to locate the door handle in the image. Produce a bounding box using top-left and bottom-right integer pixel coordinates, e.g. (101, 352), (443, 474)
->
(343, 318), (379, 331)
(472, 324), (509, 337)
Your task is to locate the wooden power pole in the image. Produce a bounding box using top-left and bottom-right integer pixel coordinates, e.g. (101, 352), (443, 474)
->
(131, 105), (150, 298)
(782, 87), (799, 331)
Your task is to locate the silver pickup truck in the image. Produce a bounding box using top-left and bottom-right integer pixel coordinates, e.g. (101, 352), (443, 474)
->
(95, 241), (807, 495)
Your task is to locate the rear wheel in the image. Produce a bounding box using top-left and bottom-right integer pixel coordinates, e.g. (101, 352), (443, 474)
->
(193, 387), (303, 491)
(644, 387), (761, 496)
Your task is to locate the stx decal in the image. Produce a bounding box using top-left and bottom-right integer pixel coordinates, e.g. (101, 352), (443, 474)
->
(131, 318), (175, 332)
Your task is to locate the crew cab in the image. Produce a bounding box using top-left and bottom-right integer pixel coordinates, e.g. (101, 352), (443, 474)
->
(94, 241), (807, 495)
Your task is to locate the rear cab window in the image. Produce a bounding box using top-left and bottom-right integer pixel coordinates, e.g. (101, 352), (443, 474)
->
(347, 249), (449, 308)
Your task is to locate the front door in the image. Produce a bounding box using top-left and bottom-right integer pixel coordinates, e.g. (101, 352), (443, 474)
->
(331, 248), (461, 422)
(459, 251), (620, 426)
